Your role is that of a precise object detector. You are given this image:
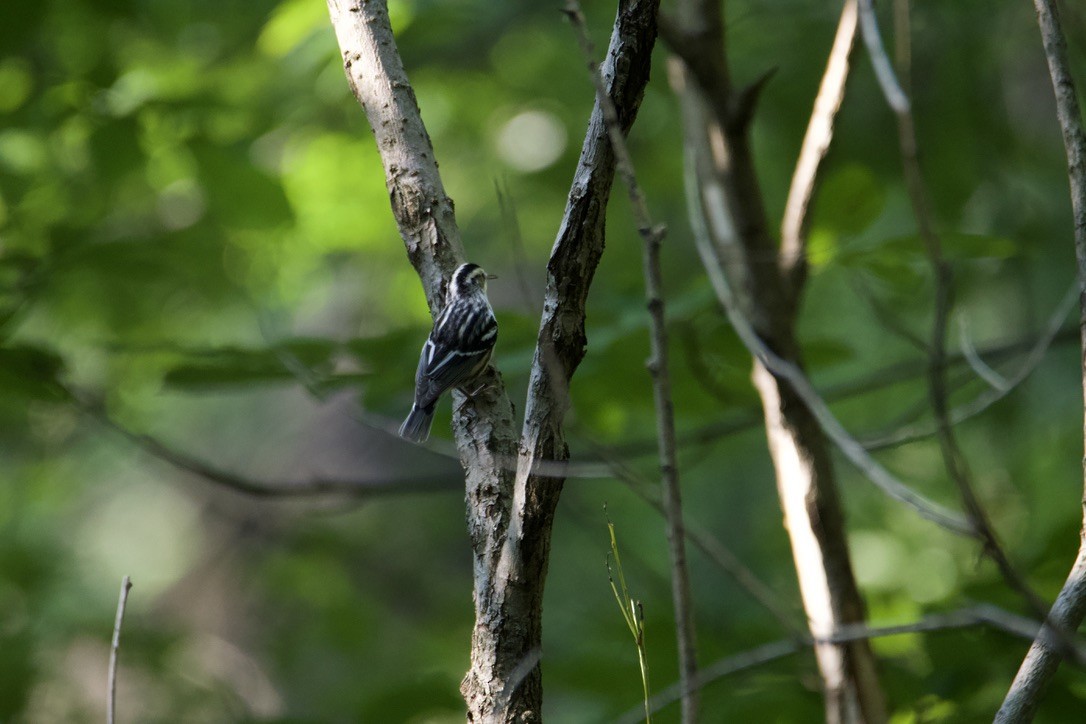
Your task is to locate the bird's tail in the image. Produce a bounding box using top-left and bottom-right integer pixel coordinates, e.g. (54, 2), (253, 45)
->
(399, 403), (435, 443)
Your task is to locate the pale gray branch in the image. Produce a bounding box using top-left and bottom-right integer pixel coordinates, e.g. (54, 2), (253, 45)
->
(856, 0), (908, 114)
(958, 316), (1011, 392)
(619, 604), (1083, 724)
(684, 156), (974, 537)
(107, 576), (132, 724)
(997, 0), (1086, 719)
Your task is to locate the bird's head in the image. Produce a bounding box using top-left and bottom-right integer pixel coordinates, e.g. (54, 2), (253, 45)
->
(449, 262), (495, 298)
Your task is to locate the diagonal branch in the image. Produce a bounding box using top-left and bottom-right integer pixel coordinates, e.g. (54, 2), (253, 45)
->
(686, 166), (973, 535)
(859, 0), (1079, 676)
(998, 0), (1086, 719)
(780, 0), (859, 287)
(671, 2), (890, 720)
(619, 603), (1082, 724)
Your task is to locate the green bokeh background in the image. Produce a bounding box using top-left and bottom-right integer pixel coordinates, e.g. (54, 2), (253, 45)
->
(2, 0), (1085, 721)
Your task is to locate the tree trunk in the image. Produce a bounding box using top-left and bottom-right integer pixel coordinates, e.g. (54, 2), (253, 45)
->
(669, 1), (886, 718)
(326, 0), (659, 719)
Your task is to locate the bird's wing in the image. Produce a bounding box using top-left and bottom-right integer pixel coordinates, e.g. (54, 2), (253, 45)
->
(412, 304), (496, 409)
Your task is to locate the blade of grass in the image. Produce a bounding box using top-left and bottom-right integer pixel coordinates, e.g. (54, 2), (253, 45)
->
(606, 510), (652, 723)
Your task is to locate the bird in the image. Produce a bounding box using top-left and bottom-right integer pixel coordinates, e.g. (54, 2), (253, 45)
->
(399, 262), (498, 443)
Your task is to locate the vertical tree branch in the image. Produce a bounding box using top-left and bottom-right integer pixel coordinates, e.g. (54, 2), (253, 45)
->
(564, 4), (699, 719)
(666, 0), (888, 720)
(997, 0), (1086, 720)
(482, 1), (659, 718)
(327, 0), (659, 719)
(326, 8), (520, 716)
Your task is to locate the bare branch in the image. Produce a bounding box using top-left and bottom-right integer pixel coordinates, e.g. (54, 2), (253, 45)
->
(686, 165), (973, 536)
(780, 0), (859, 284)
(671, 3), (889, 718)
(77, 391), (455, 499)
(465, 0), (661, 717)
(864, 283), (1078, 451)
(108, 576), (132, 724)
(998, 0), (1086, 719)
(958, 316), (1011, 392)
(860, 0), (1076, 668)
(856, 0), (909, 114)
(619, 604), (1084, 724)
(564, 2), (699, 719)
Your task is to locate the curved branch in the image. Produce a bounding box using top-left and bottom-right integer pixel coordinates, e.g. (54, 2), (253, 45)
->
(619, 604), (1077, 724)
(998, 0), (1086, 719)
(860, 0), (1080, 680)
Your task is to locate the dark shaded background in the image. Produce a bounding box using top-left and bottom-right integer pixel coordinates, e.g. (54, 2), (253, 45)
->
(1, 0), (1085, 720)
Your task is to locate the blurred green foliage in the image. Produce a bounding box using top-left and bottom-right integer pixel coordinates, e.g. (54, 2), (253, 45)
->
(1, 0), (1086, 721)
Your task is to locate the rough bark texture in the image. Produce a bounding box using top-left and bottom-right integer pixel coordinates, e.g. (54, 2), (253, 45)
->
(469, 3), (658, 718)
(668, 0), (886, 720)
(997, 0), (1086, 721)
(327, 0), (658, 720)
(565, 4), (698, 716)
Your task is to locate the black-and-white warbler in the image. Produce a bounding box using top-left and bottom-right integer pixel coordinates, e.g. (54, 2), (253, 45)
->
(399, 262), (498, 443)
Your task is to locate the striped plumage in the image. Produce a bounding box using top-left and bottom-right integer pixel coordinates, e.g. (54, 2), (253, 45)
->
(399, 263), (498, 443)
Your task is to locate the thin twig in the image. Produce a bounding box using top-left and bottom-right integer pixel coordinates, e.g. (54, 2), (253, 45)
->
(617, 603), (1084, 724)
(76, 391), (456, 499)
(587, 436), (806, 639)
(860, 0), (1075, 663)
(780, 0), (859, 283)
(958, 316), (1010, 392)
(564, 3), (699, 720)
(685, 152), (974, 536)
(998, 0), (1086, 719)
(856, 0), (908, 114)
(863, 284), (1078, 451)
(601, 324), (1078, 459)
(107, 576), (132, 724)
